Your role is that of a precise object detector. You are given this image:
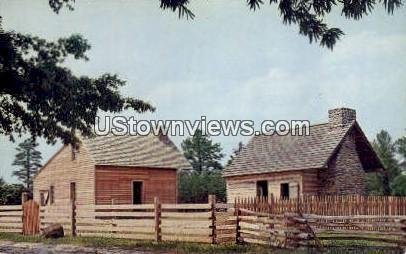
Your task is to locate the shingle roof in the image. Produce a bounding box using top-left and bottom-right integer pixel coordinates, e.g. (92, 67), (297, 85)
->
(83, 134), (191, 170)
(223, 122), (355, 177)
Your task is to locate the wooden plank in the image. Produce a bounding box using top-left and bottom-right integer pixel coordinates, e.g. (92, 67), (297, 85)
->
(77, 211), (155, 218)
(77, 232), (155, 240)
(0, 206), (22, 211)
(161, 204), (211, 210)
(79, 204), (155, 210)
(161, 227), (211, 235)
(241, 237), (268, 245)
(240, 229), (270, 238)
(76, 218), (156, 227)
(77, 225), (155, 233)
(0, 217), (22, 223)
(40, 219), (72, 225)
(161, 212), (211, 219)
(161, 219), (211, 228)
(0, 211), (22, 216)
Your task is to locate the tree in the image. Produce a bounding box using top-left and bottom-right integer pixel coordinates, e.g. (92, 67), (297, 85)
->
(0, 179), (25, 205)
(178, 170), (226, 203)
(396, 136), (406, 170)
(181, 129), (224, 173)
(12, 138), (42, 191)
(368, 130), (401, 195)
(0, 18), (154, 147)
(227, 141), (244, 166)
(179, 130), (226, 203)
(47, 0), (402, 50)
(391, 175), (406, 196)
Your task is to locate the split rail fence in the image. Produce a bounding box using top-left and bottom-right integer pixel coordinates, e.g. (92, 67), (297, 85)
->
(235, 195), (406, 247)
(1, 195), (406, 248)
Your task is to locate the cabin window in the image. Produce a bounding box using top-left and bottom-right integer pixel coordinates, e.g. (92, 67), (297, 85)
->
(39, 190), (49, 206)
(280, 183), (289, 199)
(256, 181), (268, 197)
(49, 186), (55, 204)
(132, 181), (143, 204)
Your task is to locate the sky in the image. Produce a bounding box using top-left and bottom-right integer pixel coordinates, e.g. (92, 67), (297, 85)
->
(0, 0), (405, 183)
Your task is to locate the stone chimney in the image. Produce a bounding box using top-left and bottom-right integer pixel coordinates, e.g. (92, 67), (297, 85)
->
(328, 108), (356, 128)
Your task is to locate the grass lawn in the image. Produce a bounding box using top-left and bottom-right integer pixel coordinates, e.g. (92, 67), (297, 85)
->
(0, 232), (403, 254)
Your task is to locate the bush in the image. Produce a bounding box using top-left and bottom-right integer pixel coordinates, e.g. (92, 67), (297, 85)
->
(0, 182), (25, 205)
(178, 171), (226, 203)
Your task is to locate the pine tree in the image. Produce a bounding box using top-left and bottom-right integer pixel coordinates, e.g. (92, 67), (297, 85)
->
(12, 138), (42, 191)
(369, 130), (401, 195)
(181, 129), (224, 173)
(179, 130), (226, 202)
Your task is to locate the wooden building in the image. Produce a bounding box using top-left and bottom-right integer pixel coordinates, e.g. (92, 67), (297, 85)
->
(33, 134), (190, 207)
(224, 108), (384, 202)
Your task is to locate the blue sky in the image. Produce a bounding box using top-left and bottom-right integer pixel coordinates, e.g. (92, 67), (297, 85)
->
(0, 0), (405, 183)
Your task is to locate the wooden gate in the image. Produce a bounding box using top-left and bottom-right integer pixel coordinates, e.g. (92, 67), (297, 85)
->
(22, 200), (39, 235)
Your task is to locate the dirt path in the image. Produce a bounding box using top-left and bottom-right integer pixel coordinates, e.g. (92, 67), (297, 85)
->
(0, 241), (169, 254)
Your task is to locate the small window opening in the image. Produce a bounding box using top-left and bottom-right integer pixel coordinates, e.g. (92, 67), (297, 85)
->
(256, 181), (268, 197)
(280, 183), (290, 199)
(49, 186), (55, 204)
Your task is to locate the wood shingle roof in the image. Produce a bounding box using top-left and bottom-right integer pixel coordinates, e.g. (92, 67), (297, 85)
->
(83, 134), (191, 170)
(223, 121), (382, 177)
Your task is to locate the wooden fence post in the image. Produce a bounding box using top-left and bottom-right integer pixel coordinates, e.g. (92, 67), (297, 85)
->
(70, 182), (77, 237)
(235, 198), (241, 244)
(154, 197), (162, 242)
(209, 194), (216, 244)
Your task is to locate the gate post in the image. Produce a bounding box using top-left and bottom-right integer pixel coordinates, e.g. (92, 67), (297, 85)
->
(70, 182), (77, 236)
(209, 195), (216, 244)
(154, 197), (162, 242)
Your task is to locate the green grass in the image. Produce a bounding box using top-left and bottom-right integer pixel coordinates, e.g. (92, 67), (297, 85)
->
(0, 232), (403, 254)
(0, 233), (295, 254)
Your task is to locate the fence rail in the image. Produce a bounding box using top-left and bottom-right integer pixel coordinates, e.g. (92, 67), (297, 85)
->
(0, 205), (22, 233)
(2, 194), (406, 249)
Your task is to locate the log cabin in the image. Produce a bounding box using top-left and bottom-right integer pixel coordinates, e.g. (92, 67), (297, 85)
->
(33, 134), (190, 207)
(224, 108), (384, 202)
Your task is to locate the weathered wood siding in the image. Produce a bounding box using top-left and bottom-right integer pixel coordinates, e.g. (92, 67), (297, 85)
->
(226, 171), (309, 202)
(95, 166), (177, 205)
(33, 145), (96, 207)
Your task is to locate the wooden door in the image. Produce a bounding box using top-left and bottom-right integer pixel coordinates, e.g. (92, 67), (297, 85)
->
(22, 200), (39, 235)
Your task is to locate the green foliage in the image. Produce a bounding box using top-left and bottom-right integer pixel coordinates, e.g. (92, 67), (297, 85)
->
(368, 130), (405, 196)
(45, 0), (402, 49)
(395, 136), (406, 170)
(391, 175), (406, 196)
(366, 173), (385, 195)
(181, 129), (224, 173)
(12, 138), (42, 191)
(370, 130), (401, 195)
(0, 19), (154, 147)
(0, 180), (25, 205)
(179, 130), (226, 203)
(178, 171), (226, 203)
